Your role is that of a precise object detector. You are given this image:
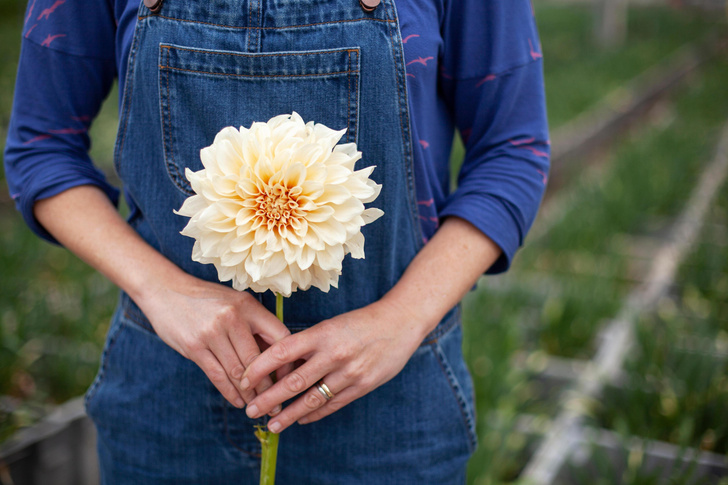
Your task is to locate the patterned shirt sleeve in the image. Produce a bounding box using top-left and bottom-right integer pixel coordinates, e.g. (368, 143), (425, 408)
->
(4, 0), (118, 244)
(438, 0), (550, 273)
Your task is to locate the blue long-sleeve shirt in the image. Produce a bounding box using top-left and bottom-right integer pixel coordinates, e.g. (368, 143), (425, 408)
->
(4, 0), (549, 273)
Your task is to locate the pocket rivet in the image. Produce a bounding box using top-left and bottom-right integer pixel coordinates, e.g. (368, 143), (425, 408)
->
(144, 0), (163, 13)
(359, 0), (380, 13)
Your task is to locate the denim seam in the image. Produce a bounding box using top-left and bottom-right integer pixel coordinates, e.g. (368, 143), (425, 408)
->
(138, 14), (395, 30)
(384, 0), (424, 251)
(430, 339), (478, 453)
(159, 65), (358, 78)
(347, 50), (351, 141)
(162, 45), (359, 59)
(114, 17), (144, 179)
(159, 47), (189, 195)
(422, 305), (460, 346)
(84, 319), (124, 410)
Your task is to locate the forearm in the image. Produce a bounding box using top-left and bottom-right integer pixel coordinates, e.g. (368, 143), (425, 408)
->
(33, 184), (189, 306)
(381, 216), (502, 340)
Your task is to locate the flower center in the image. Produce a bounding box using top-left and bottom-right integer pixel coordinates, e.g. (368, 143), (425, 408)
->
(256, 184), (301, 230)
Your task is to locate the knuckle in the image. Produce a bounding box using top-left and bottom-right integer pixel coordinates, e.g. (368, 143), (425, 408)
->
(284, 372), (307, 394)
(243, 352), (259, 367)
(330, 346), (348, 363)
(270, 341), (290, 363)
(230, 364), (245, 379)
(214, 305), (237, 327)
(304, 391), (325, 410)
(341, 365), (361, 382)
(206, 367), (227, 384)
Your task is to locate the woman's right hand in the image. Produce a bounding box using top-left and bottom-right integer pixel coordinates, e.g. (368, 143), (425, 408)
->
(138, 276), (292, 410)
(33, 185), (290, 412)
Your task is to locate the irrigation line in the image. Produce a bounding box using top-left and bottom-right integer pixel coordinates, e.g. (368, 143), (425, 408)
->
(521, 119), (728, 484)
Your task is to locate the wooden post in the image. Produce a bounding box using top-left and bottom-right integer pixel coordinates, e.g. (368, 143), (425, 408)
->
(593, 0), (628, 48)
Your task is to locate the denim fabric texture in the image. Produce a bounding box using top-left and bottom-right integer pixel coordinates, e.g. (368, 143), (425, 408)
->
(88, 0), (475, 482)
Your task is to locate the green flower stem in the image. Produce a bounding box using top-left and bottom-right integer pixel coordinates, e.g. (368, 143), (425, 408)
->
(256, 293), (283, 485)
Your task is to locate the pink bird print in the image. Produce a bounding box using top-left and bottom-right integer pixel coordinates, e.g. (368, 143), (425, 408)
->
(417, 199), (434, 207)
(536, 169), (548, 185)
(419, 140), (430, 149)
(25, 23), (38, 38)
(37, 0), (66, 21)
(518, 145), (549, 158)
(25, 0), (37, 24)
(23, 134), (52, 145)
(41, 33), (65, 47)
(509, 137), (535, 146)
(406, 56), (433, 67)
(510, 137), (549, 158)
(475, 74), (497, 87)
(528, 38), (543, 60)
(402, 34), (420, 44)
(407, 73), (416, 79)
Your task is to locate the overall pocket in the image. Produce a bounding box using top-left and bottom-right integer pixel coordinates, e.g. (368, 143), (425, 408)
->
(158, 44), (361, 195)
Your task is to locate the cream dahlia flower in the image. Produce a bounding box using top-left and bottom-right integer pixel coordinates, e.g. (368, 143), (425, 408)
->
(176, 112), (384, 297)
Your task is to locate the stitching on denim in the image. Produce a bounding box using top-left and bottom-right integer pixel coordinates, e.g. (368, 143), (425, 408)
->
(430, 339), (478, 453)
(160, 47), (192, 195)
(347, 50), (351, 142)
(115, 26), (142, 178)
(158, 65), (357, 78)
(255, 0), (262, 52)
(390, 2), (425, 251)
(247, 2), (252, 52)
(84, 320), (124, 409)
(422, 308), (459, 346)
(138, 14), (395, 30)
(162, 45), (359, 59)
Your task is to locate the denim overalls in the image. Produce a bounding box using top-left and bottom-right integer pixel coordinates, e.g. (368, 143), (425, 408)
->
(85, 0), (477, 482)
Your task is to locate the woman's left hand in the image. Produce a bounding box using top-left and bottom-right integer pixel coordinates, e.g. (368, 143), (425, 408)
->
(240, 297), (432, 433)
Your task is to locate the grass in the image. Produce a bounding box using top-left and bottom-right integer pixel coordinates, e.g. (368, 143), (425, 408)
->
(464, 53), (728, 483)
(591, 164), (728, 457)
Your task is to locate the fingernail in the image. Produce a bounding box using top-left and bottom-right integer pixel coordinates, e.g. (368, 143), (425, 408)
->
(241, 377), (250, 390)
(246, 404), (259, 418)
(268, 421), (281, 433)
(269, 405), (281, 416)
(235, 398), (245, 409)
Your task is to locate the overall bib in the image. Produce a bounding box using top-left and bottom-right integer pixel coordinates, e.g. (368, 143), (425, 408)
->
(85, 0), (476, 482)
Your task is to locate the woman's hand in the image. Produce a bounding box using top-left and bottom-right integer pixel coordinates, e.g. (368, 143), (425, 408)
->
(239, 217), (503, 432)
(33, 185), (292, 410)
(138, 276), (291, 410)
(240, 297), (432, 433)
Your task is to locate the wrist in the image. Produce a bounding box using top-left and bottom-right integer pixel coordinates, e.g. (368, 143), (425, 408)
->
(378, 291), (441, 345)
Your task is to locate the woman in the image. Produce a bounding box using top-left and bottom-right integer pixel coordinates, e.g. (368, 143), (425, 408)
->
(5, 0), (549, 482)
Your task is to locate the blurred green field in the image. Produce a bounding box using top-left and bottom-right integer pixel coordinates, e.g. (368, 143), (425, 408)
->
(1, 2), (727, 483)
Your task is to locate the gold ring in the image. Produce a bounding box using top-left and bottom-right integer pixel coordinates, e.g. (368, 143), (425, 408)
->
(316, 380), (334, 400)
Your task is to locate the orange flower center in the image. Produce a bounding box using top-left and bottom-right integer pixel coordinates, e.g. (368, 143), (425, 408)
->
(256, 185), (301, 230)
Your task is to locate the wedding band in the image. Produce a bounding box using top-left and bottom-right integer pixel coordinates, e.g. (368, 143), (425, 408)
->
(316, 380), (334, 400)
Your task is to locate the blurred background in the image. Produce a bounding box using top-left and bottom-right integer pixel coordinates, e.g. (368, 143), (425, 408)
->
(1, 0), (728, 484)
